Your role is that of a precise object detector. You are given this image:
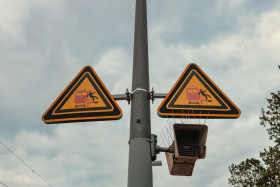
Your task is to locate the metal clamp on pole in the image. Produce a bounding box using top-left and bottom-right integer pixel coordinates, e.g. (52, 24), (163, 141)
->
(128, 138), (152, 145)
(150, 88), (155, 103)
(126, 88), (131, 104)
(112, 88), (131, 104)
(149, 88), (167, 104)
(131, 88), (149, 94)
(112, 88), (166, 105)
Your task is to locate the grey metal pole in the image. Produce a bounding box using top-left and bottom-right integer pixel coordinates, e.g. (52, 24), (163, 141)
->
(127, 0), (152, 186)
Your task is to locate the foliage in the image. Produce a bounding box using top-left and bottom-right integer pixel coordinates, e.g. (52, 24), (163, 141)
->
(260, 91), (280, 145)
(228, 91), (280, 187)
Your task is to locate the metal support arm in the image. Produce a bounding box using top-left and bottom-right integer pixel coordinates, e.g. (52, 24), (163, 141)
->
(150, 134), (174, 161)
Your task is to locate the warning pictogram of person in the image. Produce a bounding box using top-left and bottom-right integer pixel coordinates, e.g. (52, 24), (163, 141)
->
(199, 89), (211, 101)
(87, 91), (98, 103)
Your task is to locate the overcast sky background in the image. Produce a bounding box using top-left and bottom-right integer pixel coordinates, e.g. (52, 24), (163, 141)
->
(0, 0), (280, 186)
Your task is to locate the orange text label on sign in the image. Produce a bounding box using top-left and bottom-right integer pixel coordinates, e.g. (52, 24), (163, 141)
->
(158, 63), (241, 119)
(42, 66), (122, 124)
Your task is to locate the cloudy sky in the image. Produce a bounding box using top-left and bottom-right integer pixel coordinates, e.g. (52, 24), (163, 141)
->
(0, 0), (280, 186)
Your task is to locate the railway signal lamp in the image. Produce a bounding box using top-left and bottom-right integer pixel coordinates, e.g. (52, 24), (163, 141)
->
(165, 123), (208, 176)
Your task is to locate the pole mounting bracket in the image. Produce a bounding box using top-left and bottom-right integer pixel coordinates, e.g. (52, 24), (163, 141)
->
(112, 88), (167, 105)
(149, 87), (167, 104)
(151, 134), (174, 161)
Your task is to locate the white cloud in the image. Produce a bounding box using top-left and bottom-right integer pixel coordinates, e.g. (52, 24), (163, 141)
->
(225, 0), (246, 7)
(1, 1), (280, 186)
(94, 47), (132, 93)
(151, 7), (280, 108)
(0, 0), (27, 44)
(0, 0), (65, 45)
(149, 6), (280, 187)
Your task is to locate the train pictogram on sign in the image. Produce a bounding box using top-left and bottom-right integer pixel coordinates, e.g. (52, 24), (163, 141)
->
(74, 89), (99, 108)
(186, 87), (212, 104)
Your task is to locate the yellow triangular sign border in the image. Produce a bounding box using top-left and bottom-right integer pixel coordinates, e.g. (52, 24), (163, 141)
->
(42, 66), (122, 124)
(157, 63), (241, 119)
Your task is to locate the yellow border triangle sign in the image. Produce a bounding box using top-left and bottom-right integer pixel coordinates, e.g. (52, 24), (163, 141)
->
(158, 63), (241, 119)
(42, 66), (122, 124)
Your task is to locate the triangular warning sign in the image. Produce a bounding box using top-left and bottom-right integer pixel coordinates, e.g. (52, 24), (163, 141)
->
(42, 66), (122, 124)
(158, 63), (241, 119)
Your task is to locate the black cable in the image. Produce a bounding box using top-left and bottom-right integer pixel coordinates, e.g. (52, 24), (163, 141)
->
(0, 140), (53, 187)
(0, 181), (8, 187)
(29, 171), (34, 187)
